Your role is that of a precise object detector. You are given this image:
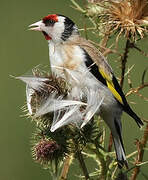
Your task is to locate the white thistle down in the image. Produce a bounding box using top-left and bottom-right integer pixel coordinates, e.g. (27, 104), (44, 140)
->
(17, 66), (105, 131)
(35, 95), (87, 117)
(51, 106), (83, 132)
(16, 76), (49, 115)
(26, 85), (35, 115)
(16, 76), (49, 91)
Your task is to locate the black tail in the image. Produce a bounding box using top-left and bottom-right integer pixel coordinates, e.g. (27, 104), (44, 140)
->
(112, 75), (144, 127)
(113, 118), (128, 168)
(124, 104), (144, 127)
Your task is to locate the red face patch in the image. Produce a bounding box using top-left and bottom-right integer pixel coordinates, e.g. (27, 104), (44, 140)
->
(42, 14), (58, 23)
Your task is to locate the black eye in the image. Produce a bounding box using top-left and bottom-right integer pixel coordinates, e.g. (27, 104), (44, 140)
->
(43, 19), (55, 26)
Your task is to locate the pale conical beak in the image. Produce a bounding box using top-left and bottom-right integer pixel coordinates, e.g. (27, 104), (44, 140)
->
(28, 20), (42, 31)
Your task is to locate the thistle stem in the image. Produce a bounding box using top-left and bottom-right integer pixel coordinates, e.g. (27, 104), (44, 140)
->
(87, 143), (107, 180)
(130, 124), (148, 180)
(59, 156), (72, 180)
(76, 146), (90, 180)
(96, 151), (107, 180)
(132, 43), (148, 58)
(120, 39), (131, 88)
(70, 0), (85, 13)
(108, 133), (113, 152)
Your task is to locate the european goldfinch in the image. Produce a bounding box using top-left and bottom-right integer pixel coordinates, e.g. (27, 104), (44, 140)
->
(29, 14), (143, 168)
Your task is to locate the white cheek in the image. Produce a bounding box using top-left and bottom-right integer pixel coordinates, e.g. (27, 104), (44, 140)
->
(45, 26), (53, 36)
(52, 22), (65, 41)
(40, 23), (53, 36)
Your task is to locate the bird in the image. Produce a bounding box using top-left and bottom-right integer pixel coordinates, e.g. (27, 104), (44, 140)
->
(29, 14), (143, 168)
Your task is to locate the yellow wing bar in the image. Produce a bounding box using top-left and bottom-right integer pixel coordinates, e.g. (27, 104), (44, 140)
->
(107, 81), (123, 104)
(99, 69), (123, 104)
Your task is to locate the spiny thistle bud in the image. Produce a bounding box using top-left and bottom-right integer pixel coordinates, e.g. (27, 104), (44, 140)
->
(33, 139), (60, 164)
(86, 3), (105, 17)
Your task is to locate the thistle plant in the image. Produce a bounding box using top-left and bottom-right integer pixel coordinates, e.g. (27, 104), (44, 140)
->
(17, 0), (148, 179)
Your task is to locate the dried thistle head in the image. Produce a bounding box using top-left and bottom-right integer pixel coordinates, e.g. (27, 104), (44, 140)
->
(27, 74), (69, 115)
(106, 0), (148, 40)
(85, 0), (148, 41)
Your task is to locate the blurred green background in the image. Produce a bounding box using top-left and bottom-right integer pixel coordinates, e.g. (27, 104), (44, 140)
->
(1, 0), (147, 179)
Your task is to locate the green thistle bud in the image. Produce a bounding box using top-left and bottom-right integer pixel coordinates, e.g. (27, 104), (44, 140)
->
(86, 3), (105, 17)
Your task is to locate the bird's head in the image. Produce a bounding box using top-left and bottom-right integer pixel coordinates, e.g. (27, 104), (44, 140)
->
(29, 14), (79, 43)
